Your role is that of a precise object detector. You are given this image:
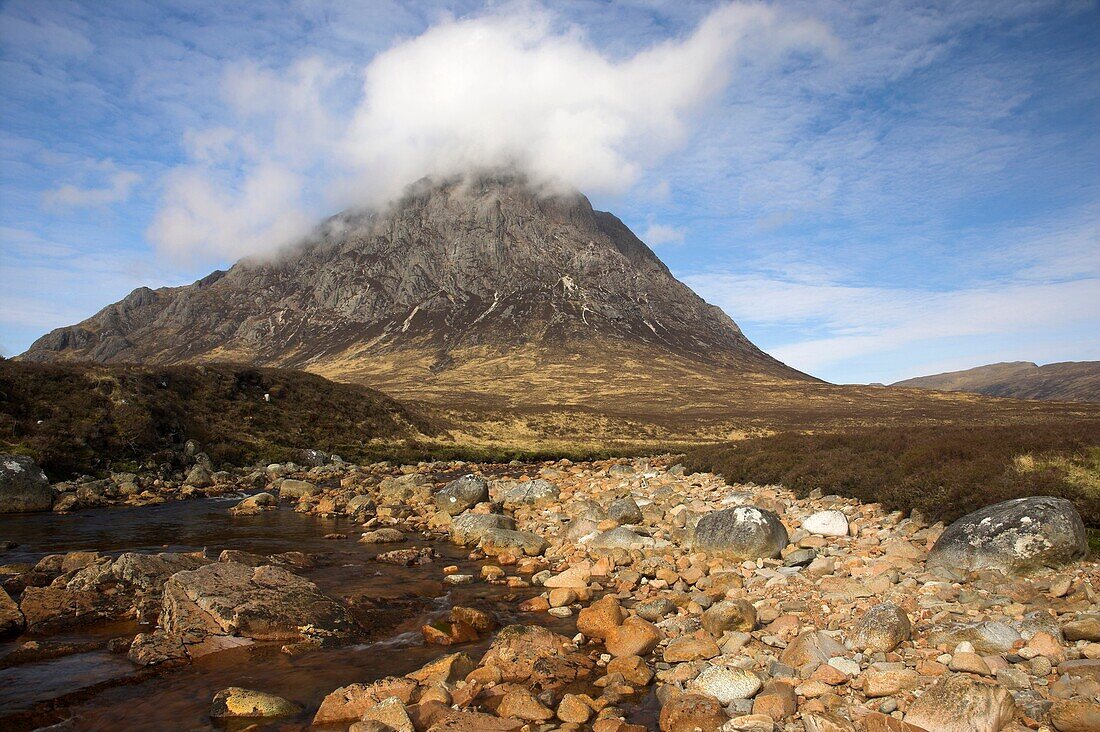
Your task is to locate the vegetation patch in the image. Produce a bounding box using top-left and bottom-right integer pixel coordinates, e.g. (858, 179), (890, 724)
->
(684, 422), (1100, 527)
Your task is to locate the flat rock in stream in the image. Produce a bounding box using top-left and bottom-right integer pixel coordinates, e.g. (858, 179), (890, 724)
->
(159, 561), (354, 645)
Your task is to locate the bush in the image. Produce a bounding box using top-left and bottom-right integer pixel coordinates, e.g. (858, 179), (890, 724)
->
(684, 422), (1100, 526)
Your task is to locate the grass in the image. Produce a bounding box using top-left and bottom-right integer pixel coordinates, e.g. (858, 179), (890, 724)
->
(684, 422), (1100, 527)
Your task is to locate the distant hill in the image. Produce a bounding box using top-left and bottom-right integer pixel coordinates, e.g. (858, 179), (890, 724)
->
(0, 360), (437, 479)
(892, 361), (1100, 403)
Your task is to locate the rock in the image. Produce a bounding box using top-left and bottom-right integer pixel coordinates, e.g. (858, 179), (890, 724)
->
(160, 561), (353, 646)
(904, 674), (1015, 732)
(425, 710), (524, 731)
(577, 595), (623, 640)
(406, 652), (477, 684)
(479, 528), (547, 557)
(608, 497), (643, 524)
(1062, 617), (1100, 642)
(802, 712), (858, 732)
(1, 586), (25, 638)
(479, 624), (594, 689)
(346, 494), (375, 517)
(659, 693), (728, 732)
(703, 599), (757, 635)
(802, 510), (849, 537)
(501, 479), (559, 507)
(557, 693), (592, 724)
(634, 597), (677, 622)
(863, 667), (918, 697)
(497, 687), (554, 722)
(723, 714), (775, 731)
(751, 680), (797, 720)
(184, 464), (213, 488)
(562, 517), (602, 545)
(128, 629), (189, 667)
(926, 621), (1021, 655)
(780, 630), (846, 668)
(692, 506), (788, 559)
(360, 697), (415, 732)
(230, 492), (276, 515)
(927, 496), (1087, 574)
(690, 665), (762, 703)
(451, 512), (516, 545)
(588, 526), (655, 550)
(209, 687), (300, 718)
(851, 603), (911, 653)
(664, 636), (720, 662)
(313, 677), (418, 724)
(360, 528), (406, 544)
(278, 479), (319, 498)
(434, 475), (489, 516)
(544, 564), (591, 588)
(605, 615), (662, 657)
(1051, 698), (1100, 732)
(949, 652), (992, 675)
(0, 454), (53, 512)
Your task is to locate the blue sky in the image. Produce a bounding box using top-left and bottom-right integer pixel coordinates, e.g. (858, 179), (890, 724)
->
(1, 0), (1097, 384)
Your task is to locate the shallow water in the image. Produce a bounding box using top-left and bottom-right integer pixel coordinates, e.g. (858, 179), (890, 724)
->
(0, 498), (575, 731)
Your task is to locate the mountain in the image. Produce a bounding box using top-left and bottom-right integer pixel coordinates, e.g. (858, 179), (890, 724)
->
(892, 361), (1100, 403)
(20, 174), (811, 415)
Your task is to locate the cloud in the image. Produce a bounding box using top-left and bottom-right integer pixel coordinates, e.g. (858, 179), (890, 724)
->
(43, 161), (141, 208)
(149, 2), (835, 260)
(641, 222), (685, 246)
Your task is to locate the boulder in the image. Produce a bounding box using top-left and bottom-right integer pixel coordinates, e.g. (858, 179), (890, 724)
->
(160, 561), (353, 647)
(576, 595), (623, 640)
(851, 603), (911, 653)
(479, 624), (594, 689)
(1051, 698), (1100, 732)
(927, 496), (1087, 574)
(314, 677), (418, 724)
(904, 674), (1015, 732)
(433, 475), (489, 516)
(608, 497), (643, 524)
(802, 510), (849, 537)
(689, 665), (762, 703)
(605, 616), (662, 657)
(659, 693), (728, 732)
(926, 621), (1021, 655)
(1, 586), (26, 638)
(703, 599), (757, 635)
(450, 512), (516, 545)
(780, 630), (846, 669)
(691, 506), (788, 560)
(360, 528), (406, 544)
(278, 479), (320, 499)
(209, 687), (300, 718)
(500, 479), (559, 507)
(0, 454), (53, 513)
(478, 528), (547, 557)
(587, 526), (655, 551)
(230, 492), (276, 515)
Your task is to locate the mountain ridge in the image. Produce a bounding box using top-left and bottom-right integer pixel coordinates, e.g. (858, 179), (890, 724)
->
(892, 361), (1100, 403)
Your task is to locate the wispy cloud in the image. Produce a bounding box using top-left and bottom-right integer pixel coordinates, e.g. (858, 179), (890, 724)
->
(642, 222), (686, 246)
(43, 160), (141, 208)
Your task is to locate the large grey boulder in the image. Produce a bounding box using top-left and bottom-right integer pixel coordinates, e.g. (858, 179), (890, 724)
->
(278, 479), (320, 499)
(434, 474), (489, 516)
(928, 496), (1087, 574)
(499, 479), (559, 507)
(608, 497), (643, 525)
(0, 454), (53, 513)
(587, 526), (654, 551)
(691, 506), (788, 560)
(450, 512), (517, 545)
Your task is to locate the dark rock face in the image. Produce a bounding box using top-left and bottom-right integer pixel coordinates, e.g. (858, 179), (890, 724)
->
(434, 475), (490, 516)
(0, 454), (54, 513)
(691, 506), (788, 560)
(19, 174), (806, 405)
(928, 496), (1087, 574)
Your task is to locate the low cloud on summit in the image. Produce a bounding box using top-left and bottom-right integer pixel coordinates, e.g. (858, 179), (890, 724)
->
(149, 2), (834, 261)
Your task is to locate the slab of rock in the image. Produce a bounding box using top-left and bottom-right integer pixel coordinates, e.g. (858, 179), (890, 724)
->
(0, 454), (53, 513)
(160, 561), (353, 645)
(434, 475), (489, 516)
(851, 603), (911, 653)
(314, 677), (418, 724)
(904, 674), (1015, 732)
(278, 479), (320, 498)
(209, 687), (300, 718)
(587, 526), (655, 551)
(500, 479), (559, 507)
(802, 510), (849, 537)
(691, 506), (788, 560)
(927, 496), (1087, 574)
(479, 624), (594, 689)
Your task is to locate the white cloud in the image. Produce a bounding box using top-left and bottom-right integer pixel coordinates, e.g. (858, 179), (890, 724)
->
(641, 222), (685, 246)
(149, 2), (835, 260)
(43, 162), (141, 208)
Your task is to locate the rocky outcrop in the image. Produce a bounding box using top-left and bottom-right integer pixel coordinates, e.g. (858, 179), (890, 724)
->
(0, 454), (53, 513)
(928, 496), (1088, 574)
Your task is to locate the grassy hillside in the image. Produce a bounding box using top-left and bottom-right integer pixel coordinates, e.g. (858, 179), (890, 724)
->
(685, 422), (1100, 527)
(0, 359), (439, 478)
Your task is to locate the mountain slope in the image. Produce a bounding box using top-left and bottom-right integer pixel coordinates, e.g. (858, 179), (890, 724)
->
(21, 174), (811, 415)
(892, 361), (1100, 403)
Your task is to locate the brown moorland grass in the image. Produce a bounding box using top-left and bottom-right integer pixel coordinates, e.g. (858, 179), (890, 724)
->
(684, 422), (1100, 527)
